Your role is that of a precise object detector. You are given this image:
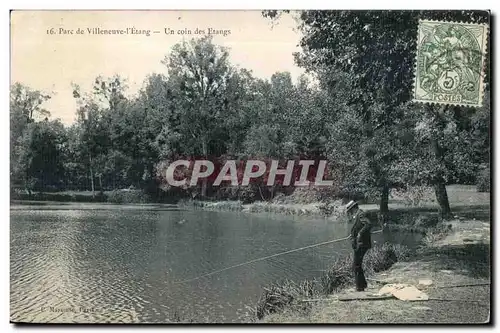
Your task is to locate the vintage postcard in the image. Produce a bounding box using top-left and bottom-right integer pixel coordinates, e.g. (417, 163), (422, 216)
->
(10, 10), (491, 324)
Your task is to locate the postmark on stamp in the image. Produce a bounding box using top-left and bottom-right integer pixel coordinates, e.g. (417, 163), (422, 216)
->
(413, 20), (488, 107)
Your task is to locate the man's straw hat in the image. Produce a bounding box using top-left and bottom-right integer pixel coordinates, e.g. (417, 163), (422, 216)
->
(346, 200), (358, 212)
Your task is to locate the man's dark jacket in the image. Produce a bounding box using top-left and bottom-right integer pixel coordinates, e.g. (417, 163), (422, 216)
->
(350, 209), (373, 249)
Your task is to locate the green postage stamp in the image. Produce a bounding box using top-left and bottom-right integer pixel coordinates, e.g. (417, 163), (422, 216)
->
(413, 20), (488, 107)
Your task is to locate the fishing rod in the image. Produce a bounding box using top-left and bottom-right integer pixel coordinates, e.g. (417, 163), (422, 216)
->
(173, 229), (384, 285)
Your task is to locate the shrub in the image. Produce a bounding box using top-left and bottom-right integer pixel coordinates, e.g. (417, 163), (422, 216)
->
(390, 185), (435, 207)
(255, 279), (317, 320)
(336, 187), (365, 203)
(320, 243), (411, 294)
(384, 212), (441, 234)
(476, 166), (490, 192)
(238, 185), (260, 203)
(178, 199), (243, 211)
(413, 215), (440, 229)
(211, 185), (262, 203)
(422, 223), (453, 246)
(364, 243), (410, 273)
(11, 191), (107, 202)
(317, 200), (344, 217)
(271, 186), (340, 205)
(320, 255), (353, 294)
(207, 201), (243, 211)
(246, 203), (293, 215)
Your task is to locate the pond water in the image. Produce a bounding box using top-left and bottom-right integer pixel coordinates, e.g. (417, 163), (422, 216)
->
(10, 203), (421, 323)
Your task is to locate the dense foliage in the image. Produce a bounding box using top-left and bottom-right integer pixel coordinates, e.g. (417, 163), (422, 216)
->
(10, 12), (490, 218)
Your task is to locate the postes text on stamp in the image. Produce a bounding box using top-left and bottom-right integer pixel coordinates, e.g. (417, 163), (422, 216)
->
(413, 20), (488, 107)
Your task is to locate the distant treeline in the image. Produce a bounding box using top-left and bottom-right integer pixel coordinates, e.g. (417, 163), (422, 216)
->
(10, 11), (490, 219)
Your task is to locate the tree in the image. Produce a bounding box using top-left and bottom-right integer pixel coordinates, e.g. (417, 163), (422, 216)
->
(271, 10), (489, 219)
(159, 36), (239, 197)
(72, 76), (131, 194)
(392, 95), (490, 216)
(10, 83), (51, 123)
(10, 83), (52, 191)
(61, 125), (89, 190)
(13, 119), (66, 193)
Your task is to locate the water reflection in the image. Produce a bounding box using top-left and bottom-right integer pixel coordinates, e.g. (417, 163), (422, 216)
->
(10, 205), (421, 323)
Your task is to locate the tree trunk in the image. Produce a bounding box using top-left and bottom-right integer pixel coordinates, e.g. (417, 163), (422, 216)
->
(89, 153), (95, 198)
(98, 174), (103, 192)
(201, 139), (208, 198)
(258, 185), (265, 201)
(24, 171), (32, 196)
(378, 183), (389, 224)
(430, 127), (452, 219)
(433, 179), (452, 219)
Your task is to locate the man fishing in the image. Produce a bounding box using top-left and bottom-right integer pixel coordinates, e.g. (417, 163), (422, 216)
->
(346, 200), (373, 292)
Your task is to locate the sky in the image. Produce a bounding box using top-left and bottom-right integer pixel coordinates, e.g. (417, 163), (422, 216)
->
(10, 10), (305, 125)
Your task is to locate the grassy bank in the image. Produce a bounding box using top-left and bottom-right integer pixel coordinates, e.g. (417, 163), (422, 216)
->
(11, 189), (152, 204)
(12, 185), (488, 217)
(254, 242), (412, 320)
(257, 213), (490, 323)
(179, 185), (489, 220)
(178, 199), (340, 217)
(178, 199), (244, 211)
